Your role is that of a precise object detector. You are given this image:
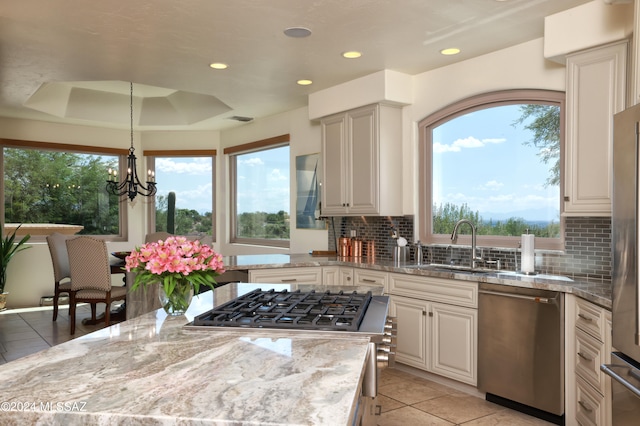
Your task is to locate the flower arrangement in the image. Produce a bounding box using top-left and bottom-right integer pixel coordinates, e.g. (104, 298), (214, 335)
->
(125, 236), (225, 314)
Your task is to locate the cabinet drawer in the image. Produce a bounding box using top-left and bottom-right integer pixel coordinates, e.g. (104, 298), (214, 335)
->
(575, 327), (606, 395)
(353, 269), (388, 289)
(248, 267), (322, 285)
(575, 298), (606, 340)
(388, 273), (477, 308)
(576, 375), (605, 426)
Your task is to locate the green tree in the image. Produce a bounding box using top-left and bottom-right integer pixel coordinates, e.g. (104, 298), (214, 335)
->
(513, 104), (560, 187)
(4, 149), (119, 234)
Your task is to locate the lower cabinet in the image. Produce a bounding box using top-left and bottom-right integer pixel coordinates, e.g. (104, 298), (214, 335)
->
(565, 294), (612, 426)
(389, 273), (478, 386)
(322, 266), (354, 285)
(248, 267), (323, 285)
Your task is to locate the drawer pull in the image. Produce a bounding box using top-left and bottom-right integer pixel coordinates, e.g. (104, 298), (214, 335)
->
(578, 351), (593, 362)
(578, 400), (593, 413)
(577, 313), (593, 322)
(280, 278), (297, 282)
(362, 279), (377, 283)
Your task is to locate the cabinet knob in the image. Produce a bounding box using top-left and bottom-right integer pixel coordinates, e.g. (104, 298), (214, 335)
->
(564, 196), (570, 202)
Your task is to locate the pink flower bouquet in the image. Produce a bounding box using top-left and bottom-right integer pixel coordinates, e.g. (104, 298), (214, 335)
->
(125, 236), (225, 298)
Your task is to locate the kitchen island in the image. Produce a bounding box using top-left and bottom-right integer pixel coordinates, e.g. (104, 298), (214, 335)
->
(0, 283), (384, 425)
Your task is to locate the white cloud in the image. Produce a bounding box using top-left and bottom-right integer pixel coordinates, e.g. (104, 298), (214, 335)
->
(269, 168), (288, 182)
(480, 180), (504, 191)
(239, 157), (265, 167)
(156, 158), (212, 175)
(434, 136), (506, 153)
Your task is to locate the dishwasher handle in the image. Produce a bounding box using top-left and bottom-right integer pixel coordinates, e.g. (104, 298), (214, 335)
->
(479, 289), (555, 304)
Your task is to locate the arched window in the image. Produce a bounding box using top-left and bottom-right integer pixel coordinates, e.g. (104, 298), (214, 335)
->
(418, 89), (564, 250)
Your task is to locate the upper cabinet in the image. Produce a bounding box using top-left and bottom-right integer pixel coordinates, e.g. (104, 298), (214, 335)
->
(320, 103), (403, 216)
(564, 41), (627, 216)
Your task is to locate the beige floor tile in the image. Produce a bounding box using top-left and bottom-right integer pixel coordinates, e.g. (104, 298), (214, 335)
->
(379, 379), (448, 405)
(377, 394), (405, 413)
(413, 394), (505, 424)
(377, 406), (455, 426)
(463, 409), (555, 425)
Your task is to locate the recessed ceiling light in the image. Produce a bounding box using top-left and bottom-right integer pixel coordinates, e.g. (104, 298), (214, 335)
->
(297, 79), (313, 86)
(440, 48), (461, 56)
(342, 51), (362, 59)
(209, 63), (228, 70)
(284, 27), (312, 38)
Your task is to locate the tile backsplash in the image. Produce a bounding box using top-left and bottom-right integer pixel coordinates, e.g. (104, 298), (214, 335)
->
(326, 215), (611, 282)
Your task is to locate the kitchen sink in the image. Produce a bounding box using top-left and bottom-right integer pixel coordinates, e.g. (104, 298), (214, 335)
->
(410, 264), (498, 275)
(495, 271), (573, 282)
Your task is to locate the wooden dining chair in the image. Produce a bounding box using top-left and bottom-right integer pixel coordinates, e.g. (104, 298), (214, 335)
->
(66, 236), (127, 335)
(145, 231), (172, 243)
(45, 233), (75, 322)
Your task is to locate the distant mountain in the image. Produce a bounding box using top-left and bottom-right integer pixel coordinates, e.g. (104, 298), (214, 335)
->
(480, 208), (560, 223)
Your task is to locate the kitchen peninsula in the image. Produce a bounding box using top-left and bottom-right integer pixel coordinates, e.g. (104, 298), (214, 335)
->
(0, 283), (383, 425)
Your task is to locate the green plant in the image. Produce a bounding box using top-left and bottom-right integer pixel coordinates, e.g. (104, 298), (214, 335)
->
(0, 225), (31, 294)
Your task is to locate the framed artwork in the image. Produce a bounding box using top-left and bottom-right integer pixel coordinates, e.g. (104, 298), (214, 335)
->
(295, 153), (325, 230)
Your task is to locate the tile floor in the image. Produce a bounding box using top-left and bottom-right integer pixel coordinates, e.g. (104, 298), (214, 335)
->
(1, 305), (553, 425)
(377, 367), (553, 425)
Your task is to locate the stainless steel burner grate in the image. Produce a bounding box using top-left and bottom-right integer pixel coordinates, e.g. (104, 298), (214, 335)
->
(192, 288), (373, 331)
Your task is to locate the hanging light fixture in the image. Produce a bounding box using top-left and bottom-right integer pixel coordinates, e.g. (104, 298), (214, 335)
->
(106, 82), (157, 202)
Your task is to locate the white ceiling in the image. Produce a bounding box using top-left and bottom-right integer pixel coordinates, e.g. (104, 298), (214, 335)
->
(0, 0), (594, 131)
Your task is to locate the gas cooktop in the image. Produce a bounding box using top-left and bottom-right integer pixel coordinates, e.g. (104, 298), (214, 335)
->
(191, 288), (373, 332)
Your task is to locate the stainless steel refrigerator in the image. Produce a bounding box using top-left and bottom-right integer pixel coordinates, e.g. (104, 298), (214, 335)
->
(602, 103), (640, 424)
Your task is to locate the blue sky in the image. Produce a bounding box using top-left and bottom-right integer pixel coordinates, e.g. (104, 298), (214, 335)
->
(432, 104), (559, 223)
(154, 157), (213, 214)
(153, 147), (290, 215)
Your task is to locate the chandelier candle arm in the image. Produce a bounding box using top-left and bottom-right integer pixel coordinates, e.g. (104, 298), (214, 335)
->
(105, 82), (158, 202)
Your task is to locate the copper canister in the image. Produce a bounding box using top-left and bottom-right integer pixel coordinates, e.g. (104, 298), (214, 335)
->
(338, 237), (351, 257)
(365, 240), (376, 259)
(351, 239), (363, 257)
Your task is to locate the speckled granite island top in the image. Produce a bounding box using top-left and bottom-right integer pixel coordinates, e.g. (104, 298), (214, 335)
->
(0, 283), (384, 425)
(223, 253), (612, 309)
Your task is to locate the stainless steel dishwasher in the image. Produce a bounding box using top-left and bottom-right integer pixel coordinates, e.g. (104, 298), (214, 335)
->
(478, 283), (564, 425)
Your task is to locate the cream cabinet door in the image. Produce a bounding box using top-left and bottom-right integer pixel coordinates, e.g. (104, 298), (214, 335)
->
(430, 302), (477, 386)
(248, 267), (322, 285)
(320, 103), (402, 216)
(321, 266), (354, 286)
(390, 295), (428, 369)
(320, 114), (349, 215)
(564, 41), (627, 216)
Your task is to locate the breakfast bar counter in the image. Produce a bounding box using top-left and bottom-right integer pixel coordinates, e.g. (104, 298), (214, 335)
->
(0, 283), (383, 425)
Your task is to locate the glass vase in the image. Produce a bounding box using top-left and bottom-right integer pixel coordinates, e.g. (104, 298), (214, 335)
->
(158, 280), (194, 316)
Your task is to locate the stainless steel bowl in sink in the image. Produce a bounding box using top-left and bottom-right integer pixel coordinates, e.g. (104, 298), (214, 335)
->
(423, 264), (497, 275)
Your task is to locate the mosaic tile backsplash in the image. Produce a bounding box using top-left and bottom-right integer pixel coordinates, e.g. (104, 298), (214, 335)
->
(326, 216), (612, 282)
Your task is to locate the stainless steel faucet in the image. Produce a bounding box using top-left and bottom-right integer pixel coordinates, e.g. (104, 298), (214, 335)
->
(450, 219), (483, 269)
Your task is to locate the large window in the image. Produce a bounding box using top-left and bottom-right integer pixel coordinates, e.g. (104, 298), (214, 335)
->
(226, 135), (290, 248)
(2, 140), (126, 239)
(419, 90), (564, 250)
(147, 151), (215, 239)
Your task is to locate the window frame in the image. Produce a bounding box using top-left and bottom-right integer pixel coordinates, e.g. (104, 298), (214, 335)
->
(145, 150), (217, 242)
(1, 138), (129, 242)
(225, 134), (290, 248)
(417, 89), (565, 251)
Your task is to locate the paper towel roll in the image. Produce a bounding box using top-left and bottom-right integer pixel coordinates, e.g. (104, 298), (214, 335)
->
(521, 234), (535, 273)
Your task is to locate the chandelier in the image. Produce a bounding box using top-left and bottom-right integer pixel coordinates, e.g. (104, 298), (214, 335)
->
(106, 82), (157, 202)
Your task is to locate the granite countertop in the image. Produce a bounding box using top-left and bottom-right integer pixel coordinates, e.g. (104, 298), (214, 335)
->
(223, 253), (613, 309)
(0, 283), (385, 425)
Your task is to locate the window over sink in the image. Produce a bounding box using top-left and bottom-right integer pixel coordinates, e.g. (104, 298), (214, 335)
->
(418, 89), (564, 250)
